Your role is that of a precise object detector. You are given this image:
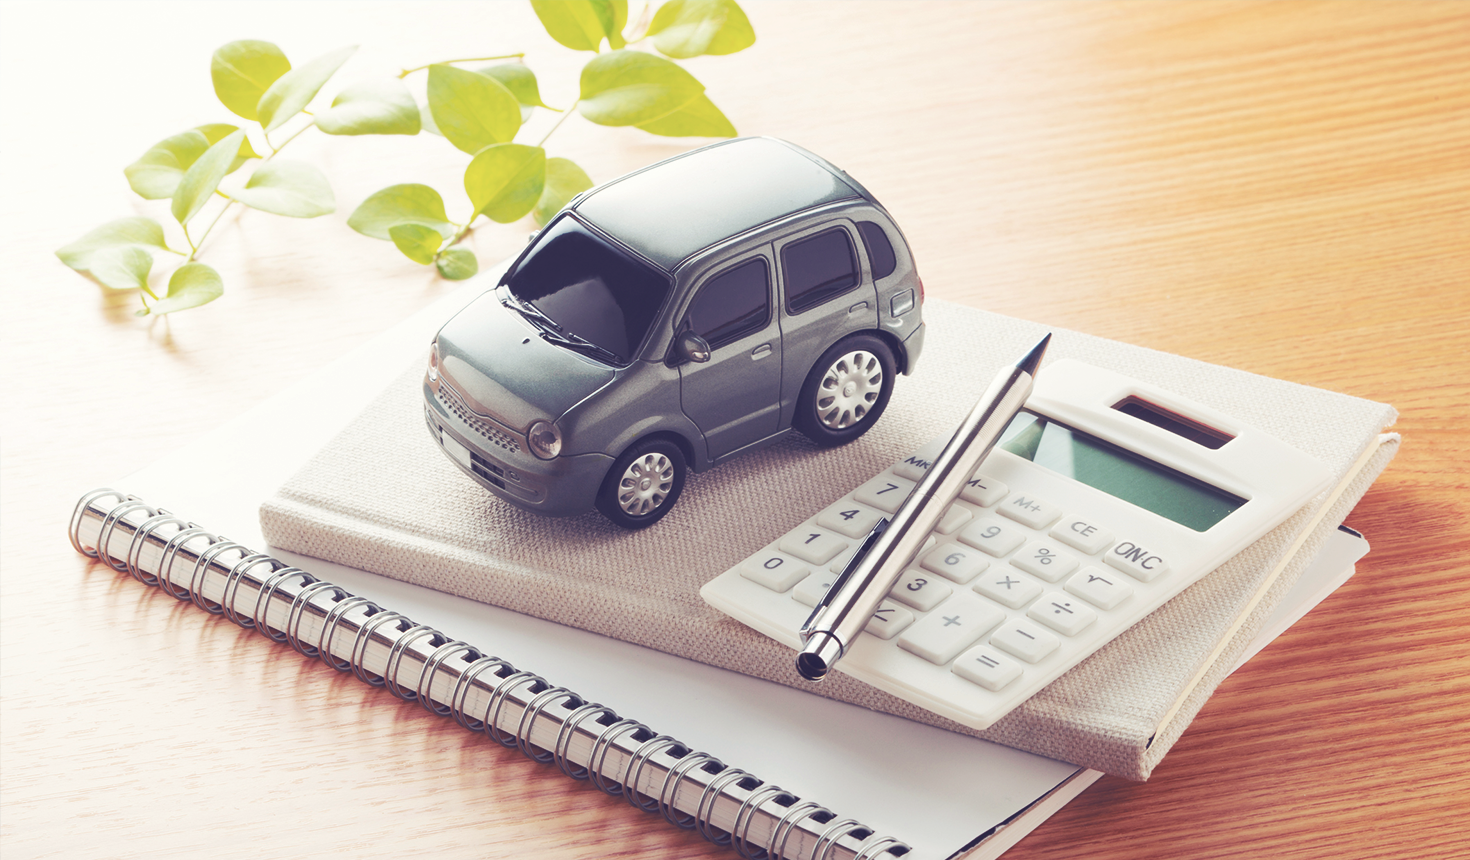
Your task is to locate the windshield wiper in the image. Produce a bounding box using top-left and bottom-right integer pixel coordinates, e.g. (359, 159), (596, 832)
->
(502, 292), (562, 334)
(541, 329), (623, 365)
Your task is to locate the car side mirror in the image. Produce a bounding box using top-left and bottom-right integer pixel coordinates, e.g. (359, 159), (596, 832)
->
(677, 331), (712, 364)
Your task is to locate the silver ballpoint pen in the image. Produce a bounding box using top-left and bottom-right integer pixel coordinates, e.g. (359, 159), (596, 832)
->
(796, 333), (1052, 681)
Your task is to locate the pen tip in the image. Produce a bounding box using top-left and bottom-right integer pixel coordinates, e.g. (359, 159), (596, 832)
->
(1017, 333), (1051, 376)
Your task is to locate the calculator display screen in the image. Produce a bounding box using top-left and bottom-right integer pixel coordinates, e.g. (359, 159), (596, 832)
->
(999, 411), (1245, 531)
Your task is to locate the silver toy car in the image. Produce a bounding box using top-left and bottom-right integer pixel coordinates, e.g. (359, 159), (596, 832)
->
(424, 137), (925, 528)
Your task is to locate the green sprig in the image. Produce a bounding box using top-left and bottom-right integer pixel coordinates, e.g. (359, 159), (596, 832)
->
(57, 0), (754, 318)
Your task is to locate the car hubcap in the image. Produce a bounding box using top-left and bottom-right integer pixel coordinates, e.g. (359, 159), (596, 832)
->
(617, 453), (674, 516)
(816, 350), (883, 430)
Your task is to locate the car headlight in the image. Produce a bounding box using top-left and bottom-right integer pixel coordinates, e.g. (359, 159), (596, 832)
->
(528, 420), (562, 460)
(427, 341), (440, 383)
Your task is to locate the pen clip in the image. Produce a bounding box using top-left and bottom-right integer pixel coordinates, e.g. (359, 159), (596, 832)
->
(799, 517), (889, 641)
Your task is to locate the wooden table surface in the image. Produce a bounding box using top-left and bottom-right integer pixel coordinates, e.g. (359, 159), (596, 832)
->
(2, 2), (1466, 858)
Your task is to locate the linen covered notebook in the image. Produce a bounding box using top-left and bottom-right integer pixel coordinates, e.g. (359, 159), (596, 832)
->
(260, 299), (1398, 779)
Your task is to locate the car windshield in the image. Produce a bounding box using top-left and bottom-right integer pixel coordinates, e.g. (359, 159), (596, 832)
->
(502, 215), (672, 365)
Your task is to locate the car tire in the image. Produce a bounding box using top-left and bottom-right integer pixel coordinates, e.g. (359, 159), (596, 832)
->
(795, 334), (896, 448)
(595, 437), (688, 529)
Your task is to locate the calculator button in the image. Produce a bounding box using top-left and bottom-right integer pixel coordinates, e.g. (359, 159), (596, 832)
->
(892, 446), (940, 481)
(1049, 517), (1115, 555)
(933, 504), (973, 535)
(1009, 539), (1080, 583)
(952, 646), (1023, 692)
(865, 600), (915, 640)
(1103, 540), (1171, 582)
(854, 475), (916, 513)
(739, 553), (810, 592)
(779, 528), (849, 566)
(1028, 593), (1098, 636)
(817, 501), (884, 539)
(957, 517), (1027, 557)
(920, 543), (989, 584)
(973, 568), (1043, 609)
(792, 571), (837, 607)
(1065, 567), (1133, 610)
(990, 620), (1060, 664)
(889, 569), (954, 611)
(897, 594), (1005, 664)
(960, 473), (1008, 507)
(997, 493), (1062, 529)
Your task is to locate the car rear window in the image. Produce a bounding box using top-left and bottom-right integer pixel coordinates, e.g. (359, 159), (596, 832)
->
(782, 227), (858, 313)
(505, 216), (672, 363)
(858, 221), (897, 280)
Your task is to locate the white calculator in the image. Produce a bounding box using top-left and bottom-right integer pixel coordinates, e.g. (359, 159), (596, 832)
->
(700, 359), (1333, 731)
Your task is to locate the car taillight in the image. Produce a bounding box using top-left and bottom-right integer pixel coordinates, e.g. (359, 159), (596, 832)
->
(916, 275), (925, 304)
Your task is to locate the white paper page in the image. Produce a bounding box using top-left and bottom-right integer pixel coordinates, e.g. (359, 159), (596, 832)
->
(116, 282), (1085, 860)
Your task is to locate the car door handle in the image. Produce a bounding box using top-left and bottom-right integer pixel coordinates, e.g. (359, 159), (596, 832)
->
(751, 343), (773, 360)
(848, 300), (870, 314)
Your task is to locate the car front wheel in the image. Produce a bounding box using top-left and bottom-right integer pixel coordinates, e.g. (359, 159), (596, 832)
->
(595, 437), (687, 529)
(795, 334), (895, 448)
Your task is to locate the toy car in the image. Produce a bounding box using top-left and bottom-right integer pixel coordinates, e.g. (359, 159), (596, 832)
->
(424, 137), (925, 528)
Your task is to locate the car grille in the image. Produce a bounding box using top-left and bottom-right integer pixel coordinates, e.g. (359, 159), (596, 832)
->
(435, 380), (522, 455)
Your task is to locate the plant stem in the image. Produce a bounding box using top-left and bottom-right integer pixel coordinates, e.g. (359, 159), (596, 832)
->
(399, 54), (525, 78)
(187, 200), (235, 262)
(267, 121), (315, 159)
(538, 100), (580, 147)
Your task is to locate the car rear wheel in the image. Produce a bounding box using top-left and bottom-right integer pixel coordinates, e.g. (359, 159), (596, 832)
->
(795, 334), (895, 448)
(595, 438), (687, 529)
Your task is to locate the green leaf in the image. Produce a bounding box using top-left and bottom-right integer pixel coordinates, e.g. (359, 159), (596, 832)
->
(533, 157), (593, 225)
(195, 123), (262, 173)
(607, 0), (629, 49)
(143, 262), (224, 316)
(347, 184), (456, 240)
(87, 246), (155, 291)
(531, 0), (612, 51)
(388, 223), (443, 264)
(647, 0), (755, 58)
(257, 45), (357, 133)
(578, 50), (704, 127)
(436, 246), (479, 280)
(464, 143), (546, 223)
(171, 129), (246, 225)
(419, 102), (442, 136)
(427, 64), (521, 155)
(124, 130), (209, 199)
(233, 160), (335, 218)
(56, 217), (173, 271)
(316, 79), (421, 135)
(478, 63), (553, 123)
(634, 93), (736, 137)
(211, 41), (292, 121)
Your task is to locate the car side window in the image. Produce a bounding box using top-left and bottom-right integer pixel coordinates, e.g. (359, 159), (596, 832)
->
(858, 221), (897, 280)
(782, 227), (859, 314)
(686, 257), (771, 349)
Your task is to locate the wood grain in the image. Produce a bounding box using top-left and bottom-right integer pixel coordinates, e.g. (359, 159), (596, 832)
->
(2, 2), (1466, 859)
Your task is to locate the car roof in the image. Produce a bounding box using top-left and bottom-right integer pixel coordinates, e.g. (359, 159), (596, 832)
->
(571, 137), (864, 271)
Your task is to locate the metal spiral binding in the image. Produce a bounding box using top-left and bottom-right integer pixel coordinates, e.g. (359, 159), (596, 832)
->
(351, 610), (409, 686)
(734, 784), (797, 860)
(317, 595), (378, 672)
(157, 526), (212, 601)
(553, 701), (617, 780)
(449, 656), (515, 731)
(660, 750), (723, 829)
(697, 767), (754, 844)
(221, 553), (276, 628)
(125, 511), (187, 587)
(67, 490), (908, 860)
(416, 640), (477, 717)
(587, 719), (650, 797)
